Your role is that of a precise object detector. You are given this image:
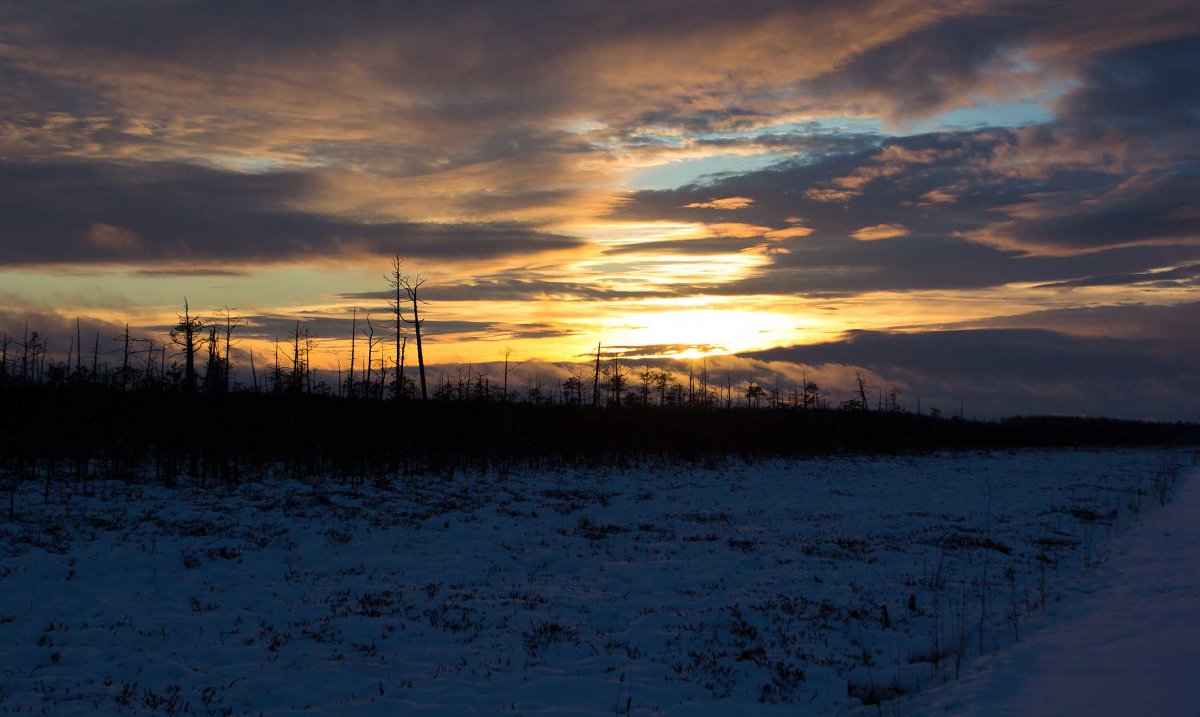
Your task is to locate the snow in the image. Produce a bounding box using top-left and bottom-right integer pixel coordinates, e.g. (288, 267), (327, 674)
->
(907, 459), (1200, 717)
(0, 449), (1192, 715)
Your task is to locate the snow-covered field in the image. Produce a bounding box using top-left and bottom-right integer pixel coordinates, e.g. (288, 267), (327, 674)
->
(0, 449), (1191, 715)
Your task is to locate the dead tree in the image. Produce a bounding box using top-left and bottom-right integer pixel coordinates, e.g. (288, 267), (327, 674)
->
(401, 273), (428, 400)
(204, 325), (223, 393)
(272, 340), (282, 393)
(216, 307), (243, 392)
(592, 342), (601, 406)
(118, 323), (132, 390)
(347, 306), (357, 399)
(384, 255), (407, 401)
(502, 347), (528, 403)
(363, 314), (383, 399)
(289, 321), (304, 395)
(170, 299), (206, 392)
(139, 336), (155, 388)
(75, 318), (82, 377)
(303, 327), (317, 394)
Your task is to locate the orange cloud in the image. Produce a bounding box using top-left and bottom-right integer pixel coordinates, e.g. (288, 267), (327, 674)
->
(765, 226), (814, 240)
(683, 196), (755, 210)
(851, 223), (909, 241)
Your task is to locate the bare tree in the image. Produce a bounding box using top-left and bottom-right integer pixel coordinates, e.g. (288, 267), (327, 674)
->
(74, 318), (82, 378)
(363, 314), (384, 400)
(384, 255), (407, 401)
(216, 307), (243, 392)
(401, 273), (428, 400)
(203, 325), (223, 393)
(303, 327), (317, 394)
(605, 356), (628, 407)
(118, 323), (133, 391)
(347, 306), (357, 399)
(592, 342), (601, 406)
(169, 299), (206, 392)
(289, 320), (304, 395)
(502, 347), (528, 403)
(249, 347), (259, 392)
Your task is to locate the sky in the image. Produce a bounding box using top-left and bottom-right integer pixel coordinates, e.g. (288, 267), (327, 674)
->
(0, 1), (1197, 419)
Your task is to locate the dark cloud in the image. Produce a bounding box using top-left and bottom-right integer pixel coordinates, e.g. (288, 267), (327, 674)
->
(0, 161), (582, 265)
(131, 268), (250, 278)
(800, 15), (1026, 120)
(974, 167), (1200, 254)
(744, 328), (1200, 420)
(1033, 264), (1200, 291)
(235, 314), (576, 345)
(1057, 35), (1200, 136)
(341, 275), (669, 303)
(933, 301), (1200, 341)
(0, 308), (130, 366)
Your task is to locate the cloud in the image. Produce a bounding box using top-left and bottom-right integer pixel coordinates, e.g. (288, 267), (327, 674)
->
(1032, 264), (1200, 291)
(932, 301), (1200, 341)
(0, 161), (584, 265)
(0, 308), (131, 366)
(340, 274), (670, 303)
(85, 223), (142, 253)
(851, 223), (909, 241)
(744, 328), (1200, 420)
(966, 170), (1200, 255)
(614, 118), (1200, 295)
(682, 197), (755, 210)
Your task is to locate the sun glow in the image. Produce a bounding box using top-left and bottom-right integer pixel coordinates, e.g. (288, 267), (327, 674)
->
(600, 302), (822, 357)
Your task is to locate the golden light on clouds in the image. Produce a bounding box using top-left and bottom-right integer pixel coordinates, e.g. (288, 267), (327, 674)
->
(850, 223), (910, 241)
(682, 196), (755, 210)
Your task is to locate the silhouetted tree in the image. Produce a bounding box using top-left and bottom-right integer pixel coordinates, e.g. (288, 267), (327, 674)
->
(562, 374), (584, 405)
(0, 332), (8, 386)
(592, 342), (601, 406)
(288, 321), (305, 395)
(385, 255), (407, 401)
(604, 356), (628, 407)
(216, 307), (242, 392)
(170, 300), (206, 392)
(347, 307), (357, 399)
(401, 273), (428, 400)
(203, 325), (226, 393)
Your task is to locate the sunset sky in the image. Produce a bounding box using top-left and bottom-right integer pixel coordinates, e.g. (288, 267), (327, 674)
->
(1, 1), (1197, 418)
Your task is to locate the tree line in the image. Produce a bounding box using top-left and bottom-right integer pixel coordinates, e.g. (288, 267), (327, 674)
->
(3, 255), (1199, 498)
(3, 255), (924, 417)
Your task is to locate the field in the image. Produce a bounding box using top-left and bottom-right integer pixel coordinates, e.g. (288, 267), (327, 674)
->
(0, 448), (1189, 715)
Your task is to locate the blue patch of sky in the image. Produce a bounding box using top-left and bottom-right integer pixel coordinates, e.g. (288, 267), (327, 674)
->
(628, 117), (886, 190)
(629, 153), (790, 190)
(915, 99), (1055, 132)
(627, 98), (1056, 190)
